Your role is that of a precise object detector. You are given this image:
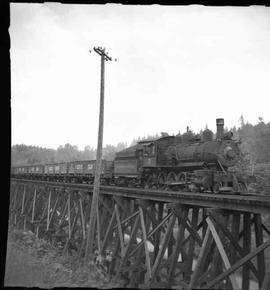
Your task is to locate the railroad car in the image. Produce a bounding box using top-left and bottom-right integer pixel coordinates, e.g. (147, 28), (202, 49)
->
(28, 164), (44, 179)
(67, 159), (113, 183)
(11, 165), (27, 178)
(113, 144), (144, 186)
(42, 160), (114, 184)
(44, 162), (67, 182)
(68, 160), (95, 183)
(11, 164), (44, 179)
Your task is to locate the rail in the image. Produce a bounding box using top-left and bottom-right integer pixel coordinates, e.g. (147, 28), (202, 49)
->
(10, 178), (270, 214)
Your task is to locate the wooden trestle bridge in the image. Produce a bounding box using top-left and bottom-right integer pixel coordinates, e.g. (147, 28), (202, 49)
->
(9, 178), (270, 289)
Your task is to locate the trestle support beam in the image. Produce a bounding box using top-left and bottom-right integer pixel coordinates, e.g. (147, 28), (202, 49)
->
(8, 180), (270, 289)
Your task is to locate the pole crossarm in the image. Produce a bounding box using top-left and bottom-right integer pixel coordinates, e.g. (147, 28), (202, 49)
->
(93, 47), (113, 61)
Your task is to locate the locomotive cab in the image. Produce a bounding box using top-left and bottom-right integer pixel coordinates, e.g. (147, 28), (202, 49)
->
(142, 141), (155, 157)
(140, 140), (157, 167)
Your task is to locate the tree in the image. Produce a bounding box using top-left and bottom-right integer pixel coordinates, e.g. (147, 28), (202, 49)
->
(258, 116), (264, 124)
(239, 115), (245, 127)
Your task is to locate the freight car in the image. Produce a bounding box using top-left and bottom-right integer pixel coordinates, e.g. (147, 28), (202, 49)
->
(44, 162), (68, 182)
(64, 160), (113, 184)
(11, 159), (114, 184)
(11, 164), (44, 180)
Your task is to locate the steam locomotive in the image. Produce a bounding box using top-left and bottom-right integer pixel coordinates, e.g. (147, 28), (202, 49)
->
(11, 118), (247, 194)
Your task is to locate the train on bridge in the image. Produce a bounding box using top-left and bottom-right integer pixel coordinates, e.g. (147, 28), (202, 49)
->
(11, 118), (248, 194)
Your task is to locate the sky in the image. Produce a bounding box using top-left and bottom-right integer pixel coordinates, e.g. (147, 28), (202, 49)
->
(10, 3), (270, 150)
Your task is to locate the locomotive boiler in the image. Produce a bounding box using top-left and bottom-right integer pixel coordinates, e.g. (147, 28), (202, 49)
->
(166, 119), (239, 167)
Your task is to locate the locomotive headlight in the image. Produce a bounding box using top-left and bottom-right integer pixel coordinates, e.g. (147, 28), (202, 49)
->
(224, 146), (235, 160)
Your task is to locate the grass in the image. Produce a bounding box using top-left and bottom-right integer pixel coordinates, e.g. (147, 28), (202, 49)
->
(4, 229), (120, 288)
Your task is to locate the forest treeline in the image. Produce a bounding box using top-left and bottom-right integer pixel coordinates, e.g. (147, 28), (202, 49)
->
(11, 142), (127, 165)
(230, 117), (270, 194)
(11, 116), (270, 193)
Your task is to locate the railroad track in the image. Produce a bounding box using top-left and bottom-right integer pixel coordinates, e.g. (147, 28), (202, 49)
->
(11, 178), (270, 214)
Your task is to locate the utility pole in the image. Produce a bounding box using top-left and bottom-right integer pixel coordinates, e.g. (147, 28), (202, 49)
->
(84, 47), (114, 265)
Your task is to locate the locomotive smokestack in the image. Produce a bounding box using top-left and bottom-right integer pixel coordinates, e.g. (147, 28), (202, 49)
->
(216, 118), (224, 139)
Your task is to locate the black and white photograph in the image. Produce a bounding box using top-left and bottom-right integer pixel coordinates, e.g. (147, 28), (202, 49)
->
(5, 2), (270, 289)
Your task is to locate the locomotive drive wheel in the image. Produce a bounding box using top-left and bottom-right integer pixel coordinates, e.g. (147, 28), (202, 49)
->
(144, 173), (157, 189)
(211, 182), (221, 194)
(178, 172), (187, 191)
(157, 172), (167, 190)
(166, 172), (178, 191)
(238, 181), (248, 193)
